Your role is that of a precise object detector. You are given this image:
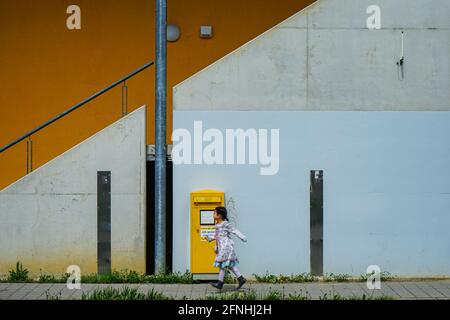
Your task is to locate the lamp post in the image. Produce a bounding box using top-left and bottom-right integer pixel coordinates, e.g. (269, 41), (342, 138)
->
(155, 0), (167, 274)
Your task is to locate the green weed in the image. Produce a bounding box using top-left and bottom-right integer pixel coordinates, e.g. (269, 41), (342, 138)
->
(360, 271), (396, 282)
(253, 272), (317, 283)
(323, 273), (351, 282)
(45, 289), (62, 300)
(81, 287), (172, 300)
(319, 293), (395, 300)
(8, 262), (30, 282)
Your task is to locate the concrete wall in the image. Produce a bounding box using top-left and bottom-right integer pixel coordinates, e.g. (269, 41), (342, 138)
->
(0, 106), (146, 277)
(174, 0), (450, 111)
(172, 0), (450, 276)
(173, 112), (450, 276)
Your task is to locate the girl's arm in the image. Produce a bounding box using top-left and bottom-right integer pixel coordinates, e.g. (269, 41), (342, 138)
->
(226, 222), (247, 242)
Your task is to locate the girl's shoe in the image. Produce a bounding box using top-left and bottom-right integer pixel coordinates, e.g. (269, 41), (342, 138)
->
(237, 276), (247, 290)
(210, 281), (224, 290)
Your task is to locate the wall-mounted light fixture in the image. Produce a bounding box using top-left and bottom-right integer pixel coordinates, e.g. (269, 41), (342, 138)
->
(200, 25), (213, 39)
(167, 24), (181, 42)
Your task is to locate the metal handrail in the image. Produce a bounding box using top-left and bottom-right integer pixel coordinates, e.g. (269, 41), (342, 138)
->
(0, 61), (154, 153)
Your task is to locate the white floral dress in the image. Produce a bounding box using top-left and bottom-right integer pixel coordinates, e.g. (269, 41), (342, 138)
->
(206, 221), (247, 268)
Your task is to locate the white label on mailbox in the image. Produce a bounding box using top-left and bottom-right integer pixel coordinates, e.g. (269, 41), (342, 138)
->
(201, 228), (216, 241)
(200, 210), (215, 225)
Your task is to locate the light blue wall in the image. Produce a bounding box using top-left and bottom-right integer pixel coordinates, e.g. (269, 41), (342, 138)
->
(173, 111), (450, 276)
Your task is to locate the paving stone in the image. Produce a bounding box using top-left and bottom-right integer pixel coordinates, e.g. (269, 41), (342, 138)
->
(401, 283), (431, 298)
(28, 291), (50, 300)
(56, 289), (72, 300)
(279, 285), (312, 298)
(10, 291), (34, 300)
(161, 291), (178, 298)
(2, 283), (26, 298)
(22, 289), (48, 300)
(8, 284), (39, 300)
(0, 292), (15, 299)
(145, 284), (164, 290)
(302, 291), (322, 300)
(428, 283), (450, 298)
(386, 283), (415, 298)
(430, 282), (450, 293)
(416, 283), (446, 298)
(70, 290), (84, 300)
(176, 291), (191, 299)
(0, 283), (13, 290)
(339, 283), (369, 297)
(364, 290), (391, 299)
(191, 291), (208, 299)
(354, 283), (376, 296)
(4, 283), (26, 290)
(331, 284), (355, 297)
(78, 284), (100, 295)
(378, 285), (401, 298)
(18, 284), (43, 299)
(313, 284), (333, 295)
(177, 285), (193, 299)
(162, 284), (180, 290)
(191, 284), (207, 290)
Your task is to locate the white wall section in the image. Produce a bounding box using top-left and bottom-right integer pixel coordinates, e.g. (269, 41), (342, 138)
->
(174, 0), (450, 111)
(0, 106), (147, 276)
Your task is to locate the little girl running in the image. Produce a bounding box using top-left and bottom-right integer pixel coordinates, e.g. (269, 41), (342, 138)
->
(204, 206), (247, 290)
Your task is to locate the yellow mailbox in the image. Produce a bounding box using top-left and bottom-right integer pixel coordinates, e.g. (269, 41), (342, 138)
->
(190, 190), (224, 279)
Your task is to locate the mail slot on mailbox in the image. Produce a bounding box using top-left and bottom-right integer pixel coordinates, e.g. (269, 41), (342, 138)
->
(190, 190), (224, 280)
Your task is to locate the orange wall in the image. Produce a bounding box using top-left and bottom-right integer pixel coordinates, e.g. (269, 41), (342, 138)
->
(0, 0), (314, 190)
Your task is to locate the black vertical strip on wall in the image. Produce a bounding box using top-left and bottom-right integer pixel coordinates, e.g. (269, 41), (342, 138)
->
(97, 171), (112, 275)
(310, 170), (324, 276)
(146, 160), (173, 274)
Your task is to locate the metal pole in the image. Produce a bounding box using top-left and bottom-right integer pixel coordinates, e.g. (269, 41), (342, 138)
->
(155, 0), (167, 274)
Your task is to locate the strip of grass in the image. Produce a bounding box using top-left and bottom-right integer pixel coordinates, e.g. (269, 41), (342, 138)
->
(30, 270), (198, 284)
(323, 273), (351, 282)
(253, 272), (317, 283)
(202, 290), (308, 300)
(79, 270), (197, 284)
(359, 271), (395, 282)
(38, 273), (70, 283)
(68, 287), (396, 301)
(0, 263), (199, 284)
(253, 272), (356, 283)
(3, 261), (448, 285)
(81, 287), (172, 300)
(319, 293), (395, 300)
(253, 272), (402, 283)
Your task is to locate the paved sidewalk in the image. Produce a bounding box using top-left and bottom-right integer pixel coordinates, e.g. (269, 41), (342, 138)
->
(1, 281), (450, 300)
